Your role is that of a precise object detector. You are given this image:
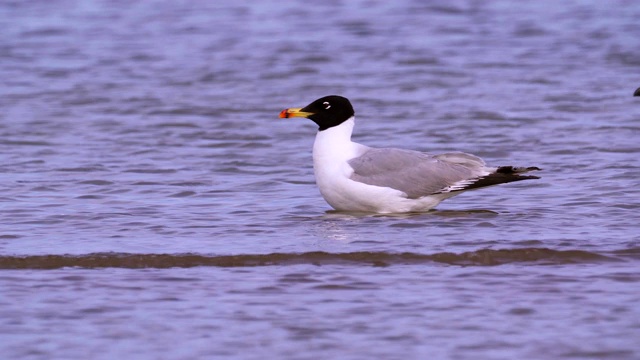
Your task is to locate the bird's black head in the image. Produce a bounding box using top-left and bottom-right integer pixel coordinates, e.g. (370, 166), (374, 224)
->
(634, 87), (640, 97)
(279, 95), (355, 131)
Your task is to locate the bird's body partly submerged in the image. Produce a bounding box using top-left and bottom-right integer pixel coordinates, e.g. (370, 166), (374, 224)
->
(279, 95), (540, 213)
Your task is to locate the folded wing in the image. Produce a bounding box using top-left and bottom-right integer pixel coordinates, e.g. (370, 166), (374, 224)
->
(348, 148), (539, 199)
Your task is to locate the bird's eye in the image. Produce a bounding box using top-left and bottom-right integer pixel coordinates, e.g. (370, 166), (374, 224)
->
(323, 101), (331, 110)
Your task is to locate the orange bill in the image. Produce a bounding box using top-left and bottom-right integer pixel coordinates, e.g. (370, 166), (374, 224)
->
(279, 108), (314, 118)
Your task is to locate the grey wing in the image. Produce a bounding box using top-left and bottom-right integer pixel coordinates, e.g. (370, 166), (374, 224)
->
(348, 148), (488, 198)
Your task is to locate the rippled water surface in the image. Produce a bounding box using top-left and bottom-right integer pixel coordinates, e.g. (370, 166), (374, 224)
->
(1, 1), (640, 359)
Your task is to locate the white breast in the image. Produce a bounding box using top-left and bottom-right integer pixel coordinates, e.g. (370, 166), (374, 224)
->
(312, 117), (442, 213)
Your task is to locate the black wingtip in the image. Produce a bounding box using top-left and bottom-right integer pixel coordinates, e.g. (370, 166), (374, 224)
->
(635, 87), (640, 97)
(443, 166), (541, 193)
(518, 174), (541, 180)
(496, 166), (542, 174)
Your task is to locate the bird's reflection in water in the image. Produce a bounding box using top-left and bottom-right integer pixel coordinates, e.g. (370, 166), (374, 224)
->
(310, 208), (499, 242)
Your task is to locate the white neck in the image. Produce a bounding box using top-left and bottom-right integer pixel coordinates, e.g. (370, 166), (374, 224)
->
(312, 117), (359, 162)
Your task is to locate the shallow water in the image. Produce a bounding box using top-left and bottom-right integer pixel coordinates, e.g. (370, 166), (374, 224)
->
(1, 1), (640, 359)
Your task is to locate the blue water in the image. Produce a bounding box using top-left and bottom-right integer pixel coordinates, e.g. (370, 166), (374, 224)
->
(1, 1), (640, 359)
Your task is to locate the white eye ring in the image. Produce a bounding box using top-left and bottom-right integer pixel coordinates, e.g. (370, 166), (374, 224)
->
(323, 101), (331, 109)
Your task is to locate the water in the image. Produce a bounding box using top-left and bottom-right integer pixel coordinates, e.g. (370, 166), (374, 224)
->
(1, 0), (640, 359)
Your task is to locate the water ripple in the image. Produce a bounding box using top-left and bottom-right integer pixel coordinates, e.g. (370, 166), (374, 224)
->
(0, 247), (623, 269)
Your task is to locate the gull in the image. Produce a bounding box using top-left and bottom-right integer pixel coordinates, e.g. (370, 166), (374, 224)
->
(279, 95), (540, 213)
